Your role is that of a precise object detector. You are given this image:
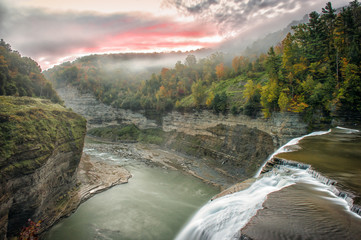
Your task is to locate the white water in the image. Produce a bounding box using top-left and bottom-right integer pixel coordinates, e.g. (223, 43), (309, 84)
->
(175, 165), (357, 240)
(335, 126), (360, 133)
(176, 128), (360, 240)
(254, 130), (331, 177)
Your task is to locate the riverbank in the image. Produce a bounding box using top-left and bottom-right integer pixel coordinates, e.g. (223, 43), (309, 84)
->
(44, 138), (219, 240)
(39, 146), (131, 236)
(77, 152), (131, 203)
(84, 136), (230, 189)
(49, 134), (228, 231)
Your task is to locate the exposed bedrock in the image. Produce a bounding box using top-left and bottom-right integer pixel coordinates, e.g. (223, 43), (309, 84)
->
(57, 85), (309, 148)
(0, 97), (86, 239)
(164, 124), (274, 184)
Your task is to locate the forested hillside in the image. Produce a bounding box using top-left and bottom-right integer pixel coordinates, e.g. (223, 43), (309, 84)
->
(44, 1), (361, 121)
(0, 40), (61, 103)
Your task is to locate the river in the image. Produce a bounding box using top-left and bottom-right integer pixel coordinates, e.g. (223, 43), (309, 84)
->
(176, 127), (361, 240)
(45, 127), (361, 240)
(44, 143), (218, 240)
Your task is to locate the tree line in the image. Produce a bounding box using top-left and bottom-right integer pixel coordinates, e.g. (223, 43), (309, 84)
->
(0, 39), (61, 103)
(44, 1), (361, 120)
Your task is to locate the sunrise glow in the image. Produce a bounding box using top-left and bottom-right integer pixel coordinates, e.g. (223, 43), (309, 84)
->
(1, 0), (350, 69)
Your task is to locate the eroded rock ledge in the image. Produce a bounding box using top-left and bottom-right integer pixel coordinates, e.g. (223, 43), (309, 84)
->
(76, 153), (131, 201)
(57, 85), (309, 147)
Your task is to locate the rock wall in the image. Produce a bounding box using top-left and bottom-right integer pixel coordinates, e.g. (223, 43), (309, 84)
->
(55, 86), (310, 187)
(163, 110), (307, 148)
(165, 124), (274, 185)
(0, 97), (86, 239)
(56, 87), (157, 130)
(57, 86), (308, 148)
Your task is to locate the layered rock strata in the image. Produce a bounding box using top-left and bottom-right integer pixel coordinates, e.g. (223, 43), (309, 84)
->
(57, 86), (308, 147)
(164, 124), (274, 186)
(0, 97), (86, 239)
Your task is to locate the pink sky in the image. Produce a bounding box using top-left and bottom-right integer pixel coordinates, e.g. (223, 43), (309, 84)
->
(0, 0), (350, 70)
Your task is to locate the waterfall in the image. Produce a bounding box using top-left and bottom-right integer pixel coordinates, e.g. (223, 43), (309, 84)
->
(176, 127), (361, 240)
(254, 129), (330, 177)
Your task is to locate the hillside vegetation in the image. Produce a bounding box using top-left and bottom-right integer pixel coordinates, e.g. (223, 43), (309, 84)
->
(0, 40), (61, 103)
(44, 1), (361, 122)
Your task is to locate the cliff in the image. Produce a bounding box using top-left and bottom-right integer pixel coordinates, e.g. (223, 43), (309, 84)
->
(0, 96), (86, 239)
(57, 86), (308, 147)
(165, 124), (274, 184)
(55, 85), (309, 187)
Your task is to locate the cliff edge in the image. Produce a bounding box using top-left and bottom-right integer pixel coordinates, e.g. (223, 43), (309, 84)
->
(0, 96), (86, 239)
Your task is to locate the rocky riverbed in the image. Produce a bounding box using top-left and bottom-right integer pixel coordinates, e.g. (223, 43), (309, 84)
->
(82, 137), (233, 190)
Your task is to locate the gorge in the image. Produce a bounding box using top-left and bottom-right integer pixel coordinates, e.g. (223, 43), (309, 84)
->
(1, 1), (361, 239)
(43, 86), (361, 239)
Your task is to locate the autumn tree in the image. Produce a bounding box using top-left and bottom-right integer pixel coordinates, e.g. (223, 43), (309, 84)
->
(191, 80), (206, 107)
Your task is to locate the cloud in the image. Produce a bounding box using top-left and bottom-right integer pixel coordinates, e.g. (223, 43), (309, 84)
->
(0, 0), (8, 30)
(0, 4), (219, 69)
(164, 0), (349, 36)
(165, 0), (312, 34)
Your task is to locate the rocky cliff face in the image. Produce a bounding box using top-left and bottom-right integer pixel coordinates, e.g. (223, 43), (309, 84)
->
(165, 124), (274, 185)
(163, 110), (307, 148)
(56, 87), (157, 130)
(57, 86), (305, 186)
(57, 86), (308, 147)
(0, 96), (86, 239)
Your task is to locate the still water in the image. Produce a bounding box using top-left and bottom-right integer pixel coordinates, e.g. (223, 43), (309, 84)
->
(44, 145), (218, 240)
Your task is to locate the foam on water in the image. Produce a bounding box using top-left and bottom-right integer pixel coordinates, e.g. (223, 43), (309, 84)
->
(254, 129), (331, 177)
(176, 165), (353, 240)
(176, 128), (361, 240)
(83, 147), (128, 164)
(335, 126), (360, 133)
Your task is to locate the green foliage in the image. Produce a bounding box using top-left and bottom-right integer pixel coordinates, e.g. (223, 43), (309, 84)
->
(230, 105), (239, 115)
(191, 80), (206, 107)
(0, 39), (61, 103)
(260, 81), (279, 116)
(0, 96), (86, 181)
(260, 1), (361, 118)
(88, 125), (168, 145)
(243, 90), (261, 117)
(265, 47), (282, 82)
(138, 128), (167, 145)
(42, 1), (361, 119)
(212, 92), (228, 114)
(88, 124), (141, 141)
(278, 91), (290, 112)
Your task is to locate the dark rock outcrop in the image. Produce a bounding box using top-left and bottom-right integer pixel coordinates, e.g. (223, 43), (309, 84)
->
(165, 124), (274, 185)
(0, 96), (86, 239)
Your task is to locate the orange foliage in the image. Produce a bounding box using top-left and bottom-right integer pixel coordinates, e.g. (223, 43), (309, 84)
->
(20, 219), (41, 240)
(215, 63), (225, 80)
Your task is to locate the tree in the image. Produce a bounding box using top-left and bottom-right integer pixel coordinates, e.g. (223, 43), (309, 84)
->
(232, 56), (240, 74)
(243, 80), (260, 103)
(261, 81), (279, 117)
(278, 91), (290, 112)
(266, 47), (281, 82)
(191, 80), (206, 107)
(212, 92), (228, 114)
(215, 63), (226, 80)
(185, 55), (197, 67)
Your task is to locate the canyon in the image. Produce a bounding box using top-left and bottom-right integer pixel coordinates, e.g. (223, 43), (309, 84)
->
(56, 86), (311, 188)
